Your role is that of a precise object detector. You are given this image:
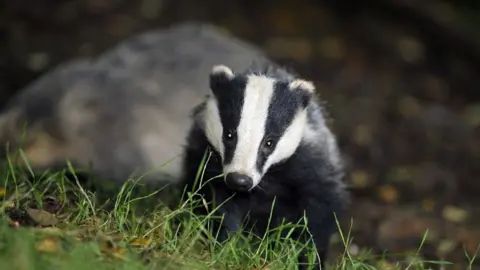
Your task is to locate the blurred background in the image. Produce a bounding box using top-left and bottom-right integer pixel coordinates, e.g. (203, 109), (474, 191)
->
(2, 0), (480, 268)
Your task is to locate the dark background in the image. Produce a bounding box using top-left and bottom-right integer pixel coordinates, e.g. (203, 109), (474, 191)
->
(2, 0), (480, 267)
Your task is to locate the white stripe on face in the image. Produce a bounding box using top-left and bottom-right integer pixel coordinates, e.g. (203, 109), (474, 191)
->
(223, 75), (275, 187)
(262, 109), (308, 174)
(203, 98), (225, 159)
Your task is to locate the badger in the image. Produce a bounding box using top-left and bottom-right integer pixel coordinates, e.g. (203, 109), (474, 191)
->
(0, 22), (273, 191)
(179, 64), (348, 269)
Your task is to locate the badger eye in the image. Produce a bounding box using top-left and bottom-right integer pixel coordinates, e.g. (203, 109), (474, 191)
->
(225, 131), (235, 141)
(264, 139), (275, 148)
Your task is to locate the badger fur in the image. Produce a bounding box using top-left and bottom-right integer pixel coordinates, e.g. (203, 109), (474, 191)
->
(179, 64), (348, 269)
(0, 22), (273, 186)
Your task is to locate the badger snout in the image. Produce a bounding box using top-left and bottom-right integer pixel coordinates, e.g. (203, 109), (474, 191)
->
(225, 172), (253, 192)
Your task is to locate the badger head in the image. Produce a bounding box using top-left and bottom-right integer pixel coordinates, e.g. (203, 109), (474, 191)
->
(201, 64), (316, 192)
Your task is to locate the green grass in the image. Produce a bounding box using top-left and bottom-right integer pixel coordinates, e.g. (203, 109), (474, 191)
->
(0, 150), (460, 270)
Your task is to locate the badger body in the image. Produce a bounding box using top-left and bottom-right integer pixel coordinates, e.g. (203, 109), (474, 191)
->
(180, 64), (348, 269)
(0, 22), (273, 186)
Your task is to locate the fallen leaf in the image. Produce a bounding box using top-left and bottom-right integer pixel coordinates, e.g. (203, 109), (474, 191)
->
(442, 205), (469, 223)
(101, 239), (127, 260)
(129, 237), (152, 247)
(378, 185), (398, 204)
(36, 237), (60, 253)
(437, 239), (456, 255)
(26, 208), (58, 226)
(350, 170), (370, 188)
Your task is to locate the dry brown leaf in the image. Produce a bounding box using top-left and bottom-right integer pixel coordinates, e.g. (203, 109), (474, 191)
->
(26, 208), (58, 226)
(36, 237), (60, 253)
(378, 185), (398, 204)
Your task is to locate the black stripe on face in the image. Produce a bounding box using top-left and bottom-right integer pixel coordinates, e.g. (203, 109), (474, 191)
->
(256, 81), (304, 172)
(211, 75), (248, 165)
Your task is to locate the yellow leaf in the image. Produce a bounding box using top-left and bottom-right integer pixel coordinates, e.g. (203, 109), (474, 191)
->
(442, 205), (469, 223)
(104, 246), (126, 260)
(129, 237), (151, 247)
(101, 240), (126, 260)
(0, 188), (5, 198)
(378, 185), (398, 204)
(350, 170), (369, 188)
(36, 237), (60, 253)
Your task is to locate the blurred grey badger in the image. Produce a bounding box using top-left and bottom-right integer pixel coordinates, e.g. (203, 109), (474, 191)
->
(179, 64), (348, 269)
(0, 22), (274, 186)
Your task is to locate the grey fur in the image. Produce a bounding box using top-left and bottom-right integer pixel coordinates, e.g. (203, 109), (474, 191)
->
(0, 22), (273, 184)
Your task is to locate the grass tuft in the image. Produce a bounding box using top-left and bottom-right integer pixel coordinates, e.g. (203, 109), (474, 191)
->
(0, 149), (460, 269)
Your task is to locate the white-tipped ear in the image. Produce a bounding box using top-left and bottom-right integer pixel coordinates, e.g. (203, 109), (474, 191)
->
(211, 65), (234, 80)
(289, 79), (315, 94)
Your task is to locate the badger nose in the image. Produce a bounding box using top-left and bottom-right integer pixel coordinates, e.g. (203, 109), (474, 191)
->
(225, 173), (253, 192)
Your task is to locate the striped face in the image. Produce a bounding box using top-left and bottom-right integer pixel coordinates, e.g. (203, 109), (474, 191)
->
(202, 65), (315, 192)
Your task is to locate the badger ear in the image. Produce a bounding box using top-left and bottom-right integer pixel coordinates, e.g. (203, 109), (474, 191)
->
(289, 79), (315, 107)
(209, 65), (235, 95)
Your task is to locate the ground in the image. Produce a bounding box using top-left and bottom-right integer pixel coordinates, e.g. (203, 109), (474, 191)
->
(1, 0), (480, 269)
